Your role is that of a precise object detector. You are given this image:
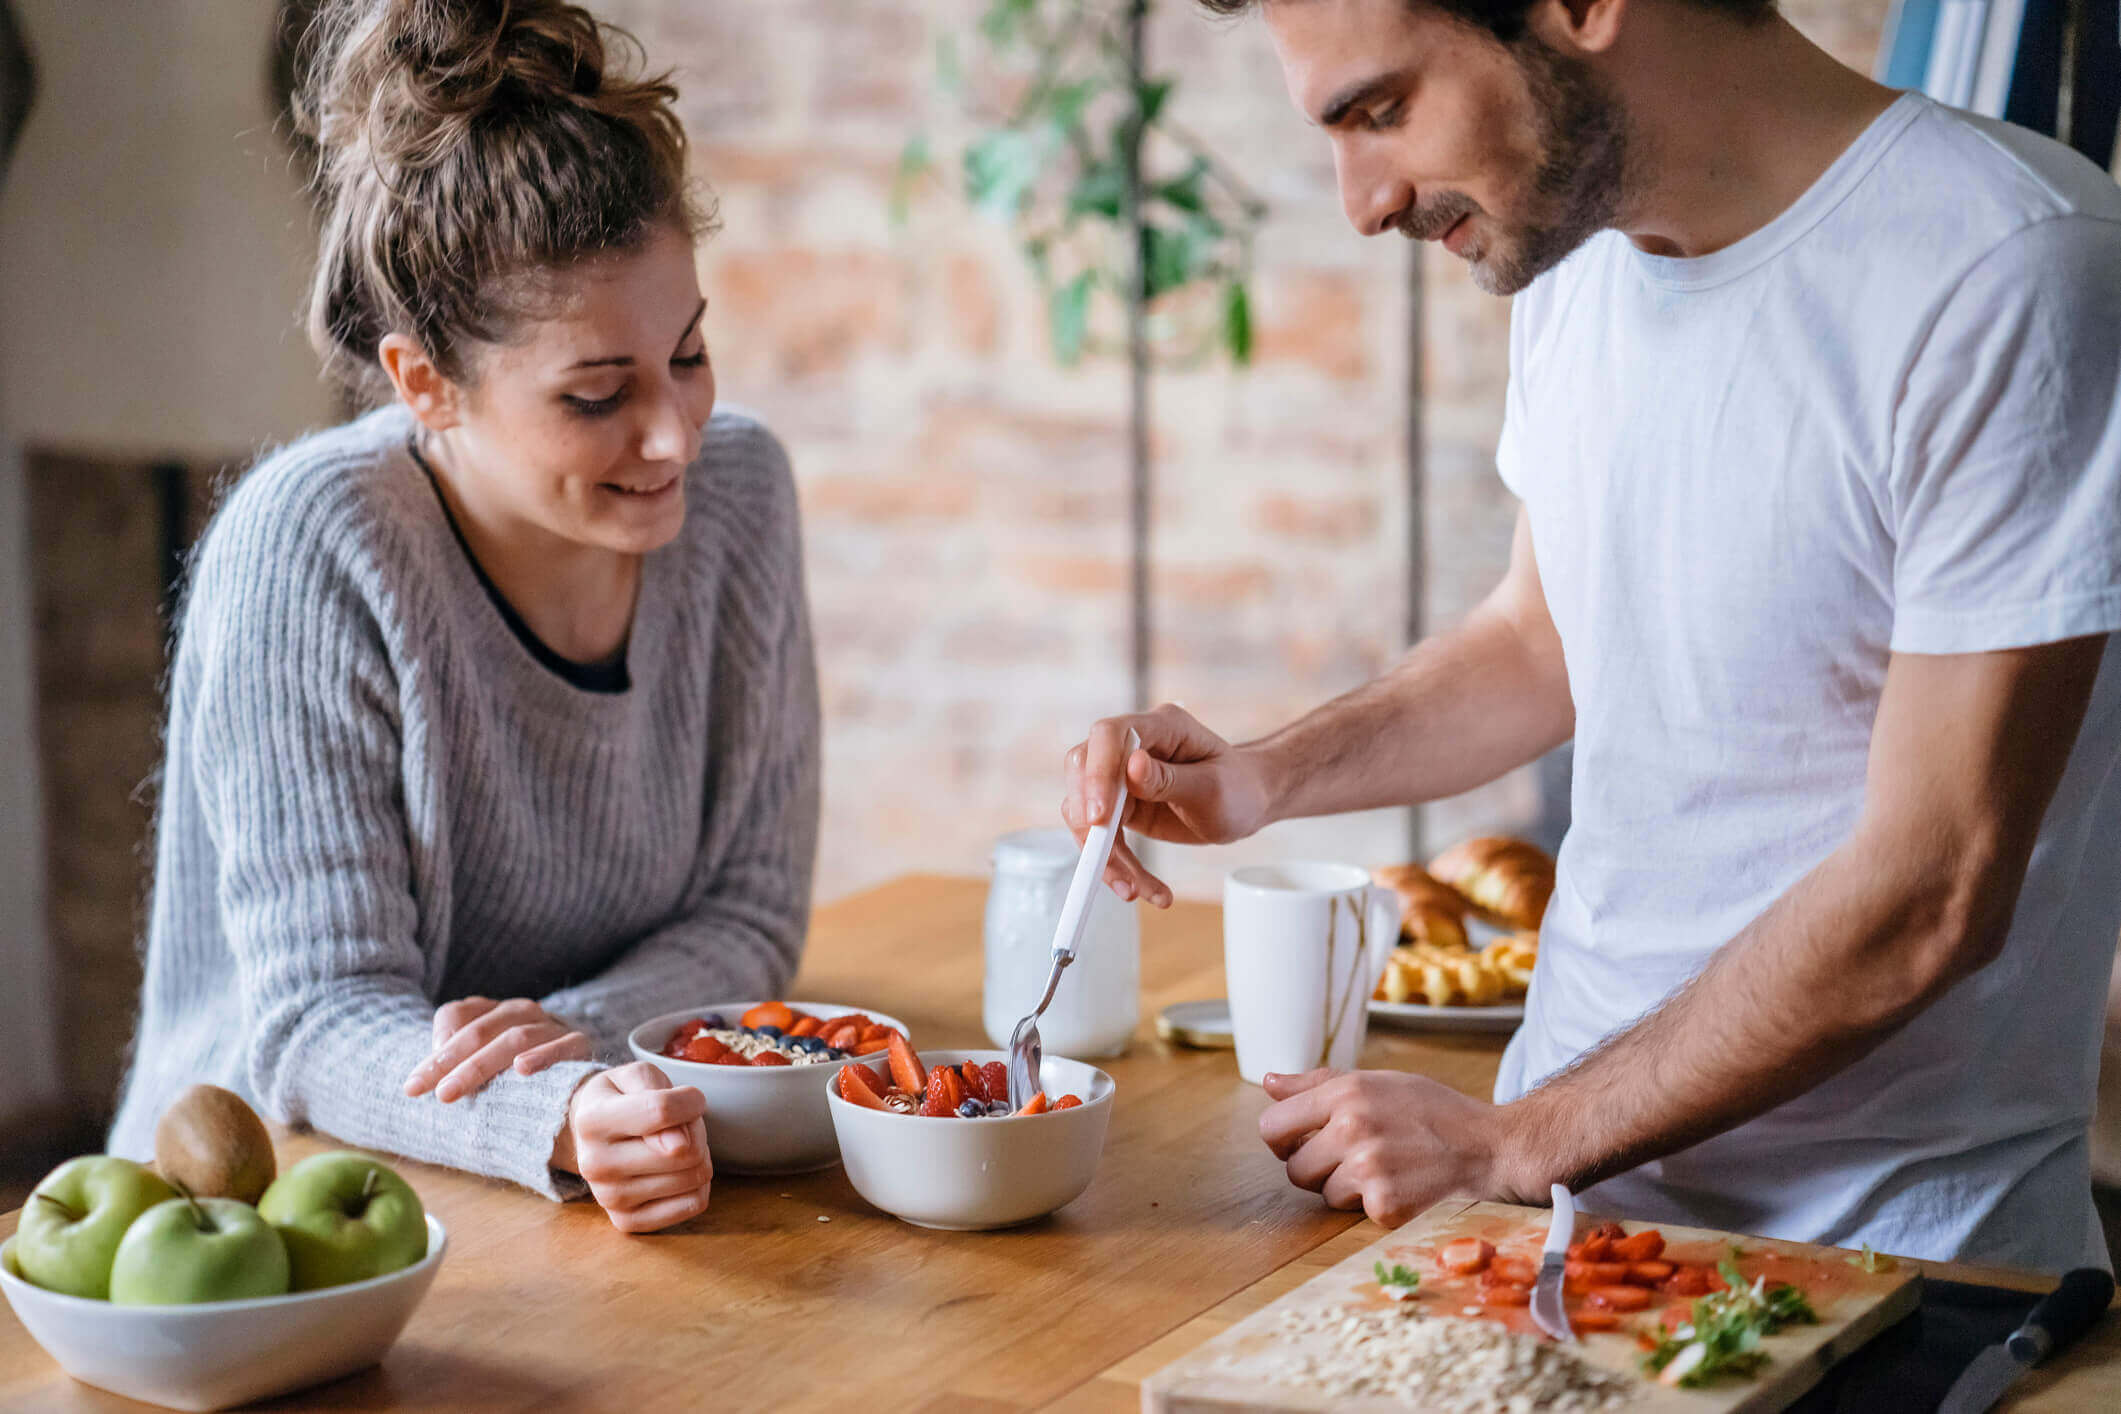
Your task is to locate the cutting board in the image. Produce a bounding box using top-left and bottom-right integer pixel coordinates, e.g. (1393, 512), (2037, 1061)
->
(1142, 1200), (1921, 1413)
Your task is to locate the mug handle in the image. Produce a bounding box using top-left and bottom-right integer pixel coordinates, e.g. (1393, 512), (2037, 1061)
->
(1364, 884), (1403, 987)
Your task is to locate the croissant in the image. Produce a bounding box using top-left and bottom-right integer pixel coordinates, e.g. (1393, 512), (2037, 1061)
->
(1373, 863), (1470, 950)
(1427, 836), (1555, 932)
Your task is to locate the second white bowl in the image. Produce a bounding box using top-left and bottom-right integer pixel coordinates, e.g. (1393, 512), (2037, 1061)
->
(827, 1048), (1115, 1230)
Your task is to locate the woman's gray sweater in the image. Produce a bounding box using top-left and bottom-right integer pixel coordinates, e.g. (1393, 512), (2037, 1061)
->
(107, 404), (819, 1198)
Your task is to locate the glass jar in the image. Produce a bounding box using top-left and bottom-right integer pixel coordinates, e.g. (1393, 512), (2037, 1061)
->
(983, 827), (1140, 1058)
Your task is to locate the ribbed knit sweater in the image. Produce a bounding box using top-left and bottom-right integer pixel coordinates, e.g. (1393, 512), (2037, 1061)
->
(107, 403), (820, 1199)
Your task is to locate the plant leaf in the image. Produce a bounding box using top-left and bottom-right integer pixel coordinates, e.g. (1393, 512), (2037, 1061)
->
(964, 129), (1048, 218)
(1137, 76), (1174, 126)
(1050, 270), (1094, 364)
(1142, 223), (1195, 299)
(890, 135), (933, 227)
(1066, 162), (1125, 222)
(1223, 280), (1252, 364)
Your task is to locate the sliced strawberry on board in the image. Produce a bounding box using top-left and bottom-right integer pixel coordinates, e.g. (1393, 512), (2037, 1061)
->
(1587, 1284), (1653, 1312)
(1569, 1309), (1624, 1333)
(1611, 1229), (1666, 1263)
(1439, 1238), (1495, 1276)
(886, 1032), (928, 1095)
(1482, 1282), (1532, 1307)
(1627, 1260), (1675, 1285)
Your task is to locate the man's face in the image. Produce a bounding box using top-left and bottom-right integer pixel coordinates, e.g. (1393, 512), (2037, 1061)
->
(1265, 0), (1628, 295)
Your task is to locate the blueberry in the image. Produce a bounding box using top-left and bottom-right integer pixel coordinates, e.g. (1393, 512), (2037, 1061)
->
(791, 1036), (825, 1054)
(697, 1013), (726, 1031)
(956, 1098), (986, 1118)
(755, 1025), (784, 1039)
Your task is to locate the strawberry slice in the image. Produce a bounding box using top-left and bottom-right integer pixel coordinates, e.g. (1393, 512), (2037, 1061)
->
(1611, 1229), (1666, 1262)
(841, 1062), (888, 1098)
(681, 1034), (732, 1064)
(837, 1066), (887, 1108)
(1053, 1094), (1082, 1110)
(886, 1032), (927, 1095)
(1014, 1092), (1049, 1116)
(663, 1018), (707, 1057)
(1440, 1238), (1496, 1276)
(979, 1061), (1009, 1103)
(787, 1016), (823, 1038)
(741, 1001), (797, 1031)
(748, 1050), (792, 1066)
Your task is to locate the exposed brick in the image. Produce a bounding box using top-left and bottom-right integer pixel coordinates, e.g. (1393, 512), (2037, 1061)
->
(1252, 492), (1382, 546)
(943, 252), (1001, 355)
(708, 247), (907, 378)
(802, 473), (977, 522)
(1252, 270), (1371, 382)
(1014, 554), (1130, 597)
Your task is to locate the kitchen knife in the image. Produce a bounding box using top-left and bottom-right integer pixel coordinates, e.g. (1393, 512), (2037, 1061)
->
(1938, 1266), (2114, 1414)
(1531, 1182), (1576, 1342)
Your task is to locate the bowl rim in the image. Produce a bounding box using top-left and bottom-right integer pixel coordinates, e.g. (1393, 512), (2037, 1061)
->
(627, 1000), (912, 1077)
(0, 1213), (447, 1317)
(825, 1047), (1116, 1125)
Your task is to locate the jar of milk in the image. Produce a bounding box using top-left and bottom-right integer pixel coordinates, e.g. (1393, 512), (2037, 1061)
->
(983, 827), (1140, 1058)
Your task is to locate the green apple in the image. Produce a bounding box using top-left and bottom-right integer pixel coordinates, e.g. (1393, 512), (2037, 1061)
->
(257, 1152), (425, 1290)
(12, 1156), (178, 1299)
(108, 1195), (290, 1304)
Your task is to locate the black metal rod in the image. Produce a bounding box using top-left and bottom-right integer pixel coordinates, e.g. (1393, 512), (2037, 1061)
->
(1125, 0), (1151, 714)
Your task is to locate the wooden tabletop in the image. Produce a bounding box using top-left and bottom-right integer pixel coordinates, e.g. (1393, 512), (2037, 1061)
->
(2, 873), (2115, 1412)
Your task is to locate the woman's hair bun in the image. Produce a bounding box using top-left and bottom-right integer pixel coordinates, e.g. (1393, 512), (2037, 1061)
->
(292, 0), (712, 402)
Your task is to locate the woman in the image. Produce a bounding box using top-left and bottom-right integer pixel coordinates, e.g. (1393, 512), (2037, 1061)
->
(107, 0), (819, 1234)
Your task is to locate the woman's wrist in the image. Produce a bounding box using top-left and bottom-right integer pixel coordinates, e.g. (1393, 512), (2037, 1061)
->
(549, 1088), (583, 1177)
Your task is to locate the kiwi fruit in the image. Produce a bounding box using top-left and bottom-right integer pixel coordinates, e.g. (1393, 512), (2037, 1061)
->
(154, 1083), (277, 1204)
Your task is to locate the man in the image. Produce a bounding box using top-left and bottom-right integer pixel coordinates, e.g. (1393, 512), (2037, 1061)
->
(1064, 0), (2121, 1272)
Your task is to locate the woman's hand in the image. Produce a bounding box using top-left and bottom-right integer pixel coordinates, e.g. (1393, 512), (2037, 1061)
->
(552, 1062), (712, 1233)
(404, 995), (594, 1102)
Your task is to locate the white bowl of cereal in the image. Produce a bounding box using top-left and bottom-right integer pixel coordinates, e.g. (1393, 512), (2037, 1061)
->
(825, 1047), (1114, 1230)
(627, 1001), (911, 1174)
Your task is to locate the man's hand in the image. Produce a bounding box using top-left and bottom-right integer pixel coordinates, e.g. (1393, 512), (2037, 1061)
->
(1061, 703), (1278, 907)
(553, 1062), (712, 1234)
(1258, 1068), (1532, 1228)
(404, 996), (594, 1102)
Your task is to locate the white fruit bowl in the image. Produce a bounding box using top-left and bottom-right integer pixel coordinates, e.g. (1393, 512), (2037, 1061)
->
(0, 1213), (445, 1412)
(827, 1048), (1114, 1230)
(628, 1001), (911, 1174)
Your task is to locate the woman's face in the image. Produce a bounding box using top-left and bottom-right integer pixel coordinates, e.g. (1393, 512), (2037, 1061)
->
(420, 223), (716, 557)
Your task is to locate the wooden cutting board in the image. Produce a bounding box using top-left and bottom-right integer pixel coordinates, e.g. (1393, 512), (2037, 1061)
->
(1142, 1199), (1921, 1413)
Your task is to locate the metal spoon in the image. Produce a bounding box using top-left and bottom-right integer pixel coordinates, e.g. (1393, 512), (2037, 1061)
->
(1008, 728), (1140, 1109)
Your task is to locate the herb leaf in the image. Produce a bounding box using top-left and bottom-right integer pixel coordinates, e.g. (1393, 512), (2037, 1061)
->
(1641, 1268), (1817, 1387)
(1373, 1259), (1420, 1291)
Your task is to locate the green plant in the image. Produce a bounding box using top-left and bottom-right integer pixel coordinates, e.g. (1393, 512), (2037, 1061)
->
(899, 0), (1264, 368)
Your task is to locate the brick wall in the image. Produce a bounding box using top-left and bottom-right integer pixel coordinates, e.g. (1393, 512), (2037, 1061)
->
(600, 0), (1889, 901)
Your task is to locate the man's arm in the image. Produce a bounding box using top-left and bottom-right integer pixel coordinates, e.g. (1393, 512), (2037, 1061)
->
(1065, 507), (1574, 904)
(1259, 633), (2108, 1225)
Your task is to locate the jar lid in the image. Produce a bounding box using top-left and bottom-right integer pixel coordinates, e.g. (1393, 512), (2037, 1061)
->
(990, 826), (1079, 875)
(1156, 1000), (1235, 1050)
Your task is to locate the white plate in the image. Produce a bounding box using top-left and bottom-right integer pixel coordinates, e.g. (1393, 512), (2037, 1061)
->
(1367, 999), (1524, 1033)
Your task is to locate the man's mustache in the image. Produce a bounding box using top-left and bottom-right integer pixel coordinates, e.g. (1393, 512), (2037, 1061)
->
(1395, 195), (1479, 242)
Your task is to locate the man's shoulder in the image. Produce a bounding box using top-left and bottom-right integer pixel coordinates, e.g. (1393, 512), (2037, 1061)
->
(1863, 98), (2121, 267)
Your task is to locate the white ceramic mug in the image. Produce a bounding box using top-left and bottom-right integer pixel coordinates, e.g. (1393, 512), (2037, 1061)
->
(1224, 862), (1402, 1085)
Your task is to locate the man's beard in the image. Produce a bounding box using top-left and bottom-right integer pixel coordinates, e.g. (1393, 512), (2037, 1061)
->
(1403, 38), (1631, 296)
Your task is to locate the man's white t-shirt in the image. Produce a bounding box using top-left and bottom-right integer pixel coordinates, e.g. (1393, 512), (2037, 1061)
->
(1491, 93), (2121, 1273)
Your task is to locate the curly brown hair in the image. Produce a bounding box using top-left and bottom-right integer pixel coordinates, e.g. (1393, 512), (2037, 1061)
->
(292, 0), (715, 403)
(1193, 0), (1774, 42)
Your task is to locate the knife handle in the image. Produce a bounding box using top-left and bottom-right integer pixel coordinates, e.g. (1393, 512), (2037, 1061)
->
(2005, 1267), (2115, 1365)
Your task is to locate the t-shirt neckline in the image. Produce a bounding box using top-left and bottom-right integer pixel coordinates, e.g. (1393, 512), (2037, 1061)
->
(1629, 91), (1928, 292)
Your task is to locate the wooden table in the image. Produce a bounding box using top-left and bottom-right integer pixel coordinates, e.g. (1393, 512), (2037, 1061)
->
(2, 875), (2115, 1412)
